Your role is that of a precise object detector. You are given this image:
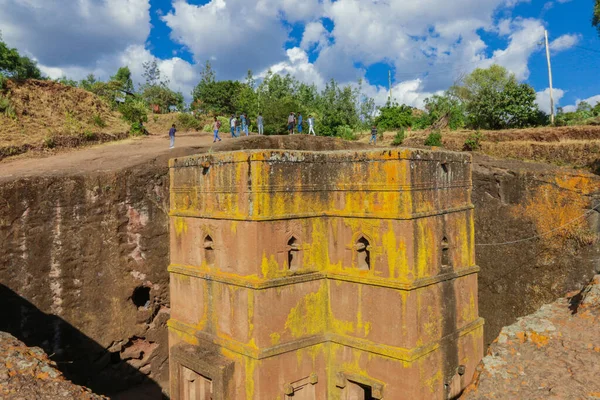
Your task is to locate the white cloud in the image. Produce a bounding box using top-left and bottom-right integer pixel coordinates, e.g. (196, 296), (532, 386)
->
(162, 0), (325, 80)
(0, 0), (580, 110)
(549, 34), (579, 52)
(258, 47), (326, 89)
(301, 21), (330, 51)
(372, 79), (441, 109)
(535, 87), (565, 114)
(0, 0), (150, 68)
(480, 18), (544, 81)
(562, 95), (600, 112)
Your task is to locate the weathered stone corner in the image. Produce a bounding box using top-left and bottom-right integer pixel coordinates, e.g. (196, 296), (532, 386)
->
(168, 148), (484, 399)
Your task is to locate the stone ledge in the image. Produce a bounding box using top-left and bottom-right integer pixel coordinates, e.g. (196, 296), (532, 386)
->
(168, 318), (484, 363)
(168, 204), (475, 221)
(168, 264), (480, 291)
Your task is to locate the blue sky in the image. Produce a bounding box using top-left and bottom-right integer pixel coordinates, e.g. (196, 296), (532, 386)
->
(0, 0), (598, 111)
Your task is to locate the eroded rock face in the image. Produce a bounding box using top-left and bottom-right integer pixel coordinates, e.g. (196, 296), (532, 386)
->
(0, 331), (106, 399)
(461, 275), (600, 400)
(473, 156), (600, 345)
(0, 164), (173, 396)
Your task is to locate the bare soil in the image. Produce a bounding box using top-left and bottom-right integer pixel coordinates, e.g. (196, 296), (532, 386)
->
(0, 133), (367, 183)
(361, 126), (600, 173)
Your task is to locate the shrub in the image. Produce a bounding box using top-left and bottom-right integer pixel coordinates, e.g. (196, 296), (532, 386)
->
(203, 124), (212, 132)
(0, 74), (6, 91)
(130, 122), (148, 137)
(336, 125), (357, 141)
(43, 136), (55, 149)
(392, 130), (405, 146)
(92, 114), (106, 128)
(0, 96), (16, 118)
(218, 116), (230, 133)
(463, 131), (483, 151)
(176, 112), (202, 131)
(82, 130), (96, 141)
(424, 131), (443, 147)
(119, 99), (148, 124)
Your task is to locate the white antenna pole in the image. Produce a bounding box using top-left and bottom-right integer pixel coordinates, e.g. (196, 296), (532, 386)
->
(544, 30), (555, 125)
(388, 70), (392, 104)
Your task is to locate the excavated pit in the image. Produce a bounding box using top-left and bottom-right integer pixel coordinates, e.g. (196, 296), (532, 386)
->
(0, 135), (598, 397)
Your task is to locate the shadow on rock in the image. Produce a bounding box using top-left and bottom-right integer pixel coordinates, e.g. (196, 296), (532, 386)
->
(0, 284), (167, 399)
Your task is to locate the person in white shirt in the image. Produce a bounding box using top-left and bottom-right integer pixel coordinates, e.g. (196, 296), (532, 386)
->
(257, 113), (264, 135)
(287, 113), (295, 135)
(308, 115), (316, 136)
(230, 114), (237, 138)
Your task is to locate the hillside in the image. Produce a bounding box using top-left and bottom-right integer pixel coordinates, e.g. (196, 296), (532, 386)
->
(0, 79), (129, 159)
(366, 125), (600, 173)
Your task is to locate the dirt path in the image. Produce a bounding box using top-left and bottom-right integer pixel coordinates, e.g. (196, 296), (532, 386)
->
(0, 132), (371, 184)
(0, 132), (227, 183)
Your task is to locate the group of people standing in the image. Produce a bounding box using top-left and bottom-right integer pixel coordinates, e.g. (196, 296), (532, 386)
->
(229, 113), (256, 138)
(169, 111), (319, 149)
(287, 112), (315, 135)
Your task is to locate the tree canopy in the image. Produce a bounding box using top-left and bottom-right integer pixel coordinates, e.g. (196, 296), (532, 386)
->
(453, 65), (542, 129)
(0, 33), (42, 80)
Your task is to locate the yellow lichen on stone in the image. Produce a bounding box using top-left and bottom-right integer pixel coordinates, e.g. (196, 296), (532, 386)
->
(285, 281), (328, 338)
(174, 217), (187, 236)
(270, 332), (281, 346)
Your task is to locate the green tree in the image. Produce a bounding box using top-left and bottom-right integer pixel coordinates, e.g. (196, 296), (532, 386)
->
(192, 61), (244, 115)
(139, 60), (183, 112)
(357, 79), (376, 128)
(420, 93), (465, 130)
(79, 74), (98, 91)
(318, 79), (360, 136)
(0, 33), (42, 80)
(236, 70), (258, 117)
(375, 102), (414, 131)
(577, 101), (592, 113)
(56, 76), (78, 87)
(454, 65), (542, 129)
(111, 66), (134, 93)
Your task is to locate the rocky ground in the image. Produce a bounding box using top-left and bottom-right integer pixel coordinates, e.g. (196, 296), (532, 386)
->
(0, 332), (105, 400)
(461, 275), (600, 400)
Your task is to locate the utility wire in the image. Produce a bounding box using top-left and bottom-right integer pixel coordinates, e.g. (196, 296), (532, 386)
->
(475, 203), (600, 247)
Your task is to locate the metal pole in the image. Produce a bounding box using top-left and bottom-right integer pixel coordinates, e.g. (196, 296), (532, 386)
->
(388, 70), (392, 104)
(544, 30), (555, 125)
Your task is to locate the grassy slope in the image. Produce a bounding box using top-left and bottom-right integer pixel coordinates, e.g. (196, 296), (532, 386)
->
(0, 80), (129, 149)
(357, 126), (600, 172)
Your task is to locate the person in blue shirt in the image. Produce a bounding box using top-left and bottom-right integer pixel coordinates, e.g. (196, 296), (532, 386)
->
(297, 113), (303, 134)
(236, 114), (242, 137)
(369, 125), (378, 145)
(169, 124), (176, 149)
(240, 114), (247, 136)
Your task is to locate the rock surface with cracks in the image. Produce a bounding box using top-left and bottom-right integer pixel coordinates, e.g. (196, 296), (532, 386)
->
(0, 331), (105, 399)
(461, 275), (600, 399)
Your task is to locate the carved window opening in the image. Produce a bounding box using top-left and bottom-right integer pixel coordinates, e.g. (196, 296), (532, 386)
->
(344, 380), (374, 400)
(287, 237), (300, 271)
(204, 235), (215, 266)
(441, 162), (449, 174)
(441, 236), (451, 268)
(355, 237), (371, 271)
(181, 366), (213, 400)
